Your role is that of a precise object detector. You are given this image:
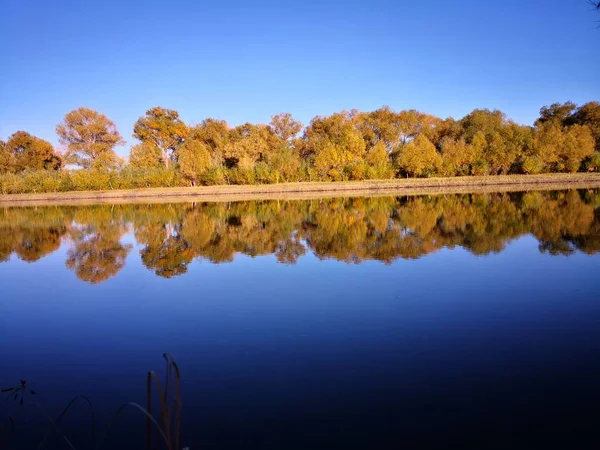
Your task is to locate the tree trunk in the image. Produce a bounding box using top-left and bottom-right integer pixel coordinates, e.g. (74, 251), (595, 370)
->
(162, 150), (170, 169)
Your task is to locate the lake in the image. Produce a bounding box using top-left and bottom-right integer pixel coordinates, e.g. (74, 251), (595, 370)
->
(1, 189), (599, 449)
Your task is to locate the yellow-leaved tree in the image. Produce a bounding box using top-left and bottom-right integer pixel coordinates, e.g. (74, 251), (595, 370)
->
(0, 140), (10, 173)
(177, 139), (212, 185)
(224, 123), (281, 169)
(364, 141), (394, 179)
(270, 113), (303, 142)
(4, 131), (62, 172)
(313, 122), (366, 181)
(56, 107), (124, 169)
(129, 141), (164, 169)
(133, 107), (188, 168)
(396, 134), (442, 177)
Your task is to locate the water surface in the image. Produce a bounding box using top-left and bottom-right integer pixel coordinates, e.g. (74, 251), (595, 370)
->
(1, 189), (599, 449)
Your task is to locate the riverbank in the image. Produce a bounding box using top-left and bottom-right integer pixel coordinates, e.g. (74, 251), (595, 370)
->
(1, 173), (599, 206)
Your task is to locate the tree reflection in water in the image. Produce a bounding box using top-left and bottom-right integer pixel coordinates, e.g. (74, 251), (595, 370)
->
(0, 189), (598, 283)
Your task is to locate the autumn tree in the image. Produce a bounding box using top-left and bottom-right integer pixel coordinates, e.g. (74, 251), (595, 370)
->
(395, 134), (442, 177)
(133, 107), (188, 168)
(486, 123), (532, 175)
(557, 125), (595, 172)
(224, 123), (281, 169)
(525, 102), (598, 173)
(129, 141), (164, 169)
(266, 147), (303, 182)
(440, 137), (475, 176)
(364, 141), (394, 179)
(177, 139), (212, 185)
(312, 120), (367, 181)
(0, 140), (10, 173)
(536, 102), (577, 126)
(303, 112), (353, 160)
(571, 101), (600, 151)
(3, 131), (62, 172)
(526, 122), (563, 173)
(528, 122), (595, 173)
(355, 106), (402, 153)
(460, 109), (507, 140)
(56, 108), (124, 169)
(270, 113), (303, 141)
(395, 110), (440, 145)
(189, 119), (231, 165)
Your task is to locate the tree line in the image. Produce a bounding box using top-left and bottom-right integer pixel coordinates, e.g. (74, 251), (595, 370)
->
(1, 189), (598, 283)
(0, 101), (599, 193)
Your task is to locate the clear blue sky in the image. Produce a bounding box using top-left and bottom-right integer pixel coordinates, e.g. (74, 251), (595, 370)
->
(1, 0), (598, 156)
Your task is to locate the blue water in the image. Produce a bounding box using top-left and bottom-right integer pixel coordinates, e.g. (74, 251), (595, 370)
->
(0, 191), (599, 449)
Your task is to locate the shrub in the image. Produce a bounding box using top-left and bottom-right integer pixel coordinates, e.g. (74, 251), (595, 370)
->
(70, 169), (112, 191)
(201, 166), (227, 186)
(227, 167), (255, 185)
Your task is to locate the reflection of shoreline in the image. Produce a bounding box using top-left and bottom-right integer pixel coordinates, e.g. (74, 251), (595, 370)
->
(1, 173), (600, 207)
(0, 190), (599, 284)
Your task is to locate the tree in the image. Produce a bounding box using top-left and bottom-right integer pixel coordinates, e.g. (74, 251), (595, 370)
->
(536, 102), (577, 126)
(558, 125), (595, 172)
(189, 119), (230, 165)
(355, 107), (440, 154)
(177, 139), (212, 185)
(313, 122), (366, 180)
(395, 134), (442, 177)
(0, 140), (10, 173)
(485, 123), (531, 175)
(531, 122), (595, 173)
(530, 122), (563, 172)
(303, 112), (354, 160)
(267, 147), (302, 182)
(133, 107), (188, 168)
(56, 107), (124, 169)
(356, 106), (402, 153)
(364, 141), (394, 179)
(270, 113), (303, 141)
(224, 123), (281, 169)
(4, 131), (62, 172)
(440, 137), (474, 176)
(460, 109), (508, 141)
(469, 131), (489, 175)
(571, 101), (600, 151)
(395, 110), (440, 145)
(586, 151), (600, 172)
(129, 141), (164, 169)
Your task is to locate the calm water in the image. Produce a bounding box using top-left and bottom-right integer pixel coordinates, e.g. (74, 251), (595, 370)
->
(1, 189), (599, 449)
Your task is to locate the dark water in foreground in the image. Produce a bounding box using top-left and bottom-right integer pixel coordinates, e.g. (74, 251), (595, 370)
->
(1, 189), (599, 449)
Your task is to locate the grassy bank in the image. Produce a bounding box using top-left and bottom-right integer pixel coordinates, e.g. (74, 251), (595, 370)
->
(1, 173), (599, 206)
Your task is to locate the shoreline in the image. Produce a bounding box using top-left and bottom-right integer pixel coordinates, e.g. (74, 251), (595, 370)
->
(1, 173), (599, 206)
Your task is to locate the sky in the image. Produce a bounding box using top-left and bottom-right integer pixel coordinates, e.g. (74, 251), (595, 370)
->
(1, 0), (599, 156)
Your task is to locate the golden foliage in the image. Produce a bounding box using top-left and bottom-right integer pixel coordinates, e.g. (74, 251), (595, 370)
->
(133, 107), (188, 168)
(396, 135), (442, 177)
(4, 131), (62, 172)
(129, 141), (164, 169)
(56, 107), (124, 169)
(1, 100), (599, 191)
(270, 113), (303, 141)
(2, 190), (598, 282)
(177, 139), (212, 185)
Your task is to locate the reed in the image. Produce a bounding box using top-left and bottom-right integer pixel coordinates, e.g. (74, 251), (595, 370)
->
(1, 355), (183, 450)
